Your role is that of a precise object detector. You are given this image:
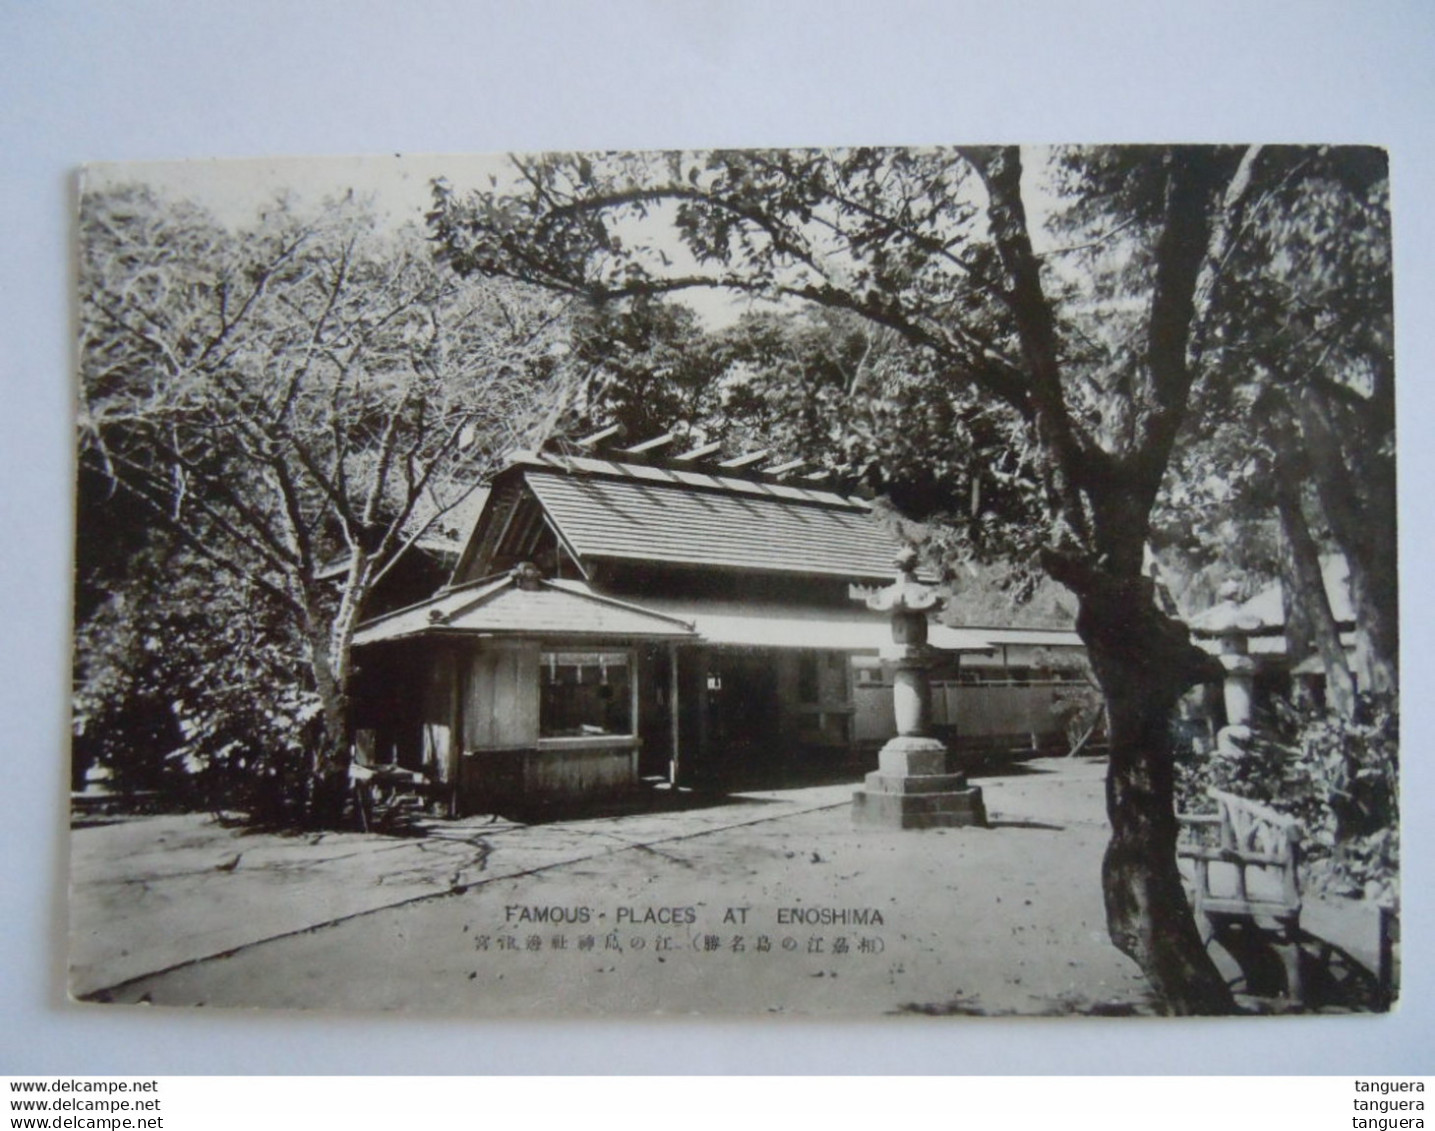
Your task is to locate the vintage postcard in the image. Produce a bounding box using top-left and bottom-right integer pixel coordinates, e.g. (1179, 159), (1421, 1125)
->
(69, 146), (1397, 1017)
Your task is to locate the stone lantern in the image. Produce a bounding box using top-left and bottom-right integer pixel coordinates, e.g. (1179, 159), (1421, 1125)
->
(1202, 583), (1261, 721)
(1195, 580), (1262, 754)
(851, 548), (986, 829)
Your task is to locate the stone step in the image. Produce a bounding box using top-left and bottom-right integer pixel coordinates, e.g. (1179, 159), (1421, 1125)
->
(852, 785), (987, 829)
(862, 771), (969, 795)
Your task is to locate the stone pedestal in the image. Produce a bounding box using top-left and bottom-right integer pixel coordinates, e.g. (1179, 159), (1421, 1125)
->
(852, 734), (987, 829)
(850, 546), (986, 830)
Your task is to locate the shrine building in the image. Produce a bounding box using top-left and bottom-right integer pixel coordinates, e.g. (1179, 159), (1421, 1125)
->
(350, 434), (1084, 816)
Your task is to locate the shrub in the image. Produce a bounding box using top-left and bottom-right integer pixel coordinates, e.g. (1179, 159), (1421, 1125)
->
(73, 544), (322, 825)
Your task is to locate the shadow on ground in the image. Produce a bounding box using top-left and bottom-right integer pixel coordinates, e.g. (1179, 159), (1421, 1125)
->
(987, 818), (1066, 832)
(1208, 921), (1393, 1013)
(471, 782), (791, 827)
(897, 991), (1155, 1018)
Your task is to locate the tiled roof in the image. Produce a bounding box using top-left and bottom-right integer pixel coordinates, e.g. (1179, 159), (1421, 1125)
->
(353, 573), (696, 646)
(1188, 557), (1354, 636)
(521, 460), (903, 581)
(409, 485), (491, 556)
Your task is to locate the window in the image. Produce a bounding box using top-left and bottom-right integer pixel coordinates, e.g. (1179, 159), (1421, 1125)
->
(854, 662), (885, 686)
(540, 650), (633, 739)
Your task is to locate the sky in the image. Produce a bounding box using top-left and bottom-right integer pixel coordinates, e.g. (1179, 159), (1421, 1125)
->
(84, 152), (509, 230)
(82, 151), (766, 327)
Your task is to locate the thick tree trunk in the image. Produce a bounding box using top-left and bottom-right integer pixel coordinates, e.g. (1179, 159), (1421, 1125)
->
(296, 558), (376, 829)
(1048, 554), (1235, 1014)
(306, 637), (354, 827)
(983, 146), (1249, 1012)
(301, 592), (358, 828)
(1348, 548), (1399, 697)
(1274, 455), (1357, 718)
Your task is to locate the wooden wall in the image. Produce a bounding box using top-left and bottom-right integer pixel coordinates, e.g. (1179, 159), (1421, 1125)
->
(935, 682), (1069, 744)
(462, 640), (540, 749)
(853, 674), (1084, 750)
(419, 649), (457, 785)
(449, 639), (645, 815)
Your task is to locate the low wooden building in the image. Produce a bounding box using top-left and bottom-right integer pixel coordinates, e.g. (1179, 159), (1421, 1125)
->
(352, 441), (1080, 816)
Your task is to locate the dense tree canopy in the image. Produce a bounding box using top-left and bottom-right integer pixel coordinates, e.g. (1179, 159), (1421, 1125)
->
(1188, 148), (1394, 696)
(430, 144), (1394, 1013)
(563, 295), (725, 441)
(77, 186), (574, 819)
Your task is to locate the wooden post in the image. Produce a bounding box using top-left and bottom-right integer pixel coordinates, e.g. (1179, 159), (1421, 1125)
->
(669, 643), (681, 786)
(630, 646), (641, 785)
(1378, 903), (1396, 1010)
(696, 646), (709, 781)
(842, 650), (857, 767)
(448, 646), (465, 818)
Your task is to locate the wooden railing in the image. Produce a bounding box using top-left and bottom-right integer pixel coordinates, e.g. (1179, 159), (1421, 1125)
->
(1178, 789), (1303, 1001)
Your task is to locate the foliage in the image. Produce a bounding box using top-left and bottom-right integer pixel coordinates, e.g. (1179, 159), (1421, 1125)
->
(1175, 696), (1399, 901)
(564, 296), (725, 440)
(432, 148), (1291, 592)
(1159, 147), (1395, 693)
(77, 184), (575, 822)
(554, 294), (1057, 601)
(432, 150), (1055, 548)
(942, 558), (1079, 628)
(73, 536), (319, 819)
(714, 308), (1044, 563)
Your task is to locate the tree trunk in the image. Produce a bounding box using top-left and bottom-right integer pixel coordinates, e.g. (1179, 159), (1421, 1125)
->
(1048, 553), (1235, 1014)
(1347, 546), (1399, 698)
(295, 554), (378, 829)
(305, 619), (355, 828)
(993, 143), (1244, 1013)
(1296, 388), (1398, 695)
(1274, 453), (1357, 718)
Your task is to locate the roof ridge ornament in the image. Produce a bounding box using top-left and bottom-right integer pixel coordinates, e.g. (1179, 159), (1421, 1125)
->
(576, 423), (624, 448)
(674, 440), (723, 463)
(621, 432), (676, 455)
(718, 449), (769, 470)
(512, 561), (544, 591)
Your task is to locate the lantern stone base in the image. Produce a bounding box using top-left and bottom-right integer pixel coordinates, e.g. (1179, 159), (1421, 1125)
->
(852, 736), (987, 829)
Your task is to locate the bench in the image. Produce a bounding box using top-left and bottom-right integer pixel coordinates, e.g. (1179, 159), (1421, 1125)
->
(1178, 789), (1303, 1001)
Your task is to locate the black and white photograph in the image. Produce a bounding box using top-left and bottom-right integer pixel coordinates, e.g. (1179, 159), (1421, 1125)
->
(68, 144), (1399, 1019)
(5, 1), (1433, 1087)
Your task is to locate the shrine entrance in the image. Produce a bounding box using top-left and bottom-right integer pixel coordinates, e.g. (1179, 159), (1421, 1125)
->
(705, 650), (781, 769)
